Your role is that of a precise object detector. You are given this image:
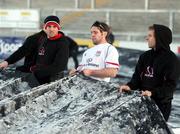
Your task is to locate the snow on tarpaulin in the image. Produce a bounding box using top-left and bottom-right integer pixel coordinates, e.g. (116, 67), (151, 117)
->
(0, 69), (32, 102)
(0, 73), (172, 134)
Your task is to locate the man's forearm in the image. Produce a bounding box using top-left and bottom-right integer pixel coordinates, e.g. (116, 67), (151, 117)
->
(83, 68), (118, 78)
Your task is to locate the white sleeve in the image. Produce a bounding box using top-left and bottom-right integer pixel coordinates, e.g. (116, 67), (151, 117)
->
(105, 46), (119, 68)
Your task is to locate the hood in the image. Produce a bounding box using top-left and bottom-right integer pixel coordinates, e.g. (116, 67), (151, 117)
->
(153, 24), (172, 51)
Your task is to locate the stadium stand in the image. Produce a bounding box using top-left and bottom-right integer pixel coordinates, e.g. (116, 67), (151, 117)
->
(0, 0), (180, 42)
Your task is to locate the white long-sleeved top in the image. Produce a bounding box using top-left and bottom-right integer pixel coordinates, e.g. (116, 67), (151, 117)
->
(77, 43), (119, 82)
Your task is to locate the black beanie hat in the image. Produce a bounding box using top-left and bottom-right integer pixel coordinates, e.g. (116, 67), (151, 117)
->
(44, 15), (60, 24)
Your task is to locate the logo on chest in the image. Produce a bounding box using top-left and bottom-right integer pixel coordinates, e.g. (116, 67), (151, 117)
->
(144, 66), (154, 78)
(95, 50), (101, 57)
(38, 47), (45, 55)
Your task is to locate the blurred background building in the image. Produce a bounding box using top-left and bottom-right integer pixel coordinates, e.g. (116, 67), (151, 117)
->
(0, 0), (180, 42)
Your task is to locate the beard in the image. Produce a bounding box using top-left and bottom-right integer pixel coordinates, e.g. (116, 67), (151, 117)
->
(92, 38), (100, 45)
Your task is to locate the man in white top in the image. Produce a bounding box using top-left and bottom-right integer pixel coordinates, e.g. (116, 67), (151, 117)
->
(70, 21), (119, 82)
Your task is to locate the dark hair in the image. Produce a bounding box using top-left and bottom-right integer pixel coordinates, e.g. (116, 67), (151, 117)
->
(148, 25), (154, 30)
(91, 21), (110, 42)
(148, 25), (156, 38)
(108, 33), (115, 44)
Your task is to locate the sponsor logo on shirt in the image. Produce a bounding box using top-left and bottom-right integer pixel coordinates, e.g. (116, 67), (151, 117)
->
(84, 63), (99, 67)
(95, 50), (101, 57)
(84, 58), (99, 67)
(86, 58), (92, 63)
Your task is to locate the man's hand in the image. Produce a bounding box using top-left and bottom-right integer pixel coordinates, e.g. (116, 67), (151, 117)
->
(82, 69), (93, 76)
(141, 90), (152, 97)
(0, 61), (8, 70)
(69, 68), (77, 76)
(119, 85), (131, 92)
